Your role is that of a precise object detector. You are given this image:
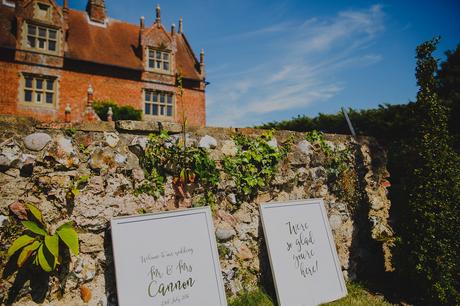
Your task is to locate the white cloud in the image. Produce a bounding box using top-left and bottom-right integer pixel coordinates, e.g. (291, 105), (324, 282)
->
(207, 4), (385, 127)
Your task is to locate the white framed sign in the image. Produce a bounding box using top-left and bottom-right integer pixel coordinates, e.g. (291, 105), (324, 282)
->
(111, 207), (227, 306)
(260, 199), (347, 306)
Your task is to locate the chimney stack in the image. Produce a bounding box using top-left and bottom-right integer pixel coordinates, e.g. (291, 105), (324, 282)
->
(171, 23), (176, 35)
(86, 0), (106, 24)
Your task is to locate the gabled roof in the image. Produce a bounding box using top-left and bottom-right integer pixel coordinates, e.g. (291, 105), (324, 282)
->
(65, 9), (143, 70)
(0, 4), (202, 80)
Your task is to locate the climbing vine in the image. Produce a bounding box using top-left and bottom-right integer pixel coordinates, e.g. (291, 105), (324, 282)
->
(222, 130), (291, 203)
(137, 131), (220, 207)
(305, 130), (358, 203)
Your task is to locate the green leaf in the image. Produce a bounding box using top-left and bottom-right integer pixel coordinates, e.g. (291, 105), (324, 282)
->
(17, 241), (40, 267)
(44, 234), (59, 259)
(22, 221), (47, 236)
(25, 204), (44, 225)
(56, 222), (79, 255)
(71, 187), (80, 197)
(8, 235), (35, 257)
(37, 244), (55, 272)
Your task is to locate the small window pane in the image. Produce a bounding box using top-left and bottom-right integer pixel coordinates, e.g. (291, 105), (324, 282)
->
(167, 105), (172, 116)
(145, 103), (151, 115)
(25, 77), (33, 88)
(163, 62), (169, 71)
(159, 93), (165, 103)
(163, 53), (169, 60)
(156, 61), (161, 69)
(156, 51), (161, 59)
(36, 79), (43, 89)
(36, 92), (42, 103)
(145, 91), (151, 101)
(48, 40), (56, 51)
(149, 49), (155, 57)
(27, 36), (35, 48)
(24, 90), (32, 102)
(38, 28), (46, 38)
(28, 25), (36, 35)
(152, 104), (158, 115)
(46, 79), (54, 90)
(49, 30), (56, 39)
(38, 39), (46, 49)
(148, 59), (154, 69)
(152, 93), (157, 102)
(160, 105), (165, 115)
(46, 93), (53, 104)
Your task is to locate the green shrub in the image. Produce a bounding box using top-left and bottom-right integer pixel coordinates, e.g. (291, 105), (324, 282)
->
(93, 100), (142, 121)
(394, 37), (460, 305)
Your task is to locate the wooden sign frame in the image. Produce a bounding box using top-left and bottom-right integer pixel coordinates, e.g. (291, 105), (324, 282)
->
(111, 207), (227, 306)
(260, 199), (347, 306)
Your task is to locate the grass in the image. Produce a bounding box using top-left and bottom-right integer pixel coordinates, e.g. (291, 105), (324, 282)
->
(227, 282), (396, 306)
(323, 282), (395, 306)
(228, 288), (274, 306)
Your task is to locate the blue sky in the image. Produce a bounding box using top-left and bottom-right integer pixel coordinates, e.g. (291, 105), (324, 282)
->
(65, 0), (460, 127)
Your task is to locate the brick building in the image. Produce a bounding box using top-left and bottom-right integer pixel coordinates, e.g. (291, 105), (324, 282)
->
(0, 0), (207, 126)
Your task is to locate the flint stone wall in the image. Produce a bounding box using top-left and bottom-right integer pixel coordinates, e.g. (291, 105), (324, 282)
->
(0, 116), (393, 305)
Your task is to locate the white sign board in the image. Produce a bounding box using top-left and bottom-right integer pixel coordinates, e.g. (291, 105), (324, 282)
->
(111, 207), (227, 306)
(260, 199), (347, 306)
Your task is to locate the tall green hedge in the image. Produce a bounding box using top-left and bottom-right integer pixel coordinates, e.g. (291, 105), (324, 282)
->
(93, 100), (142, 121)
(395, 37), (460, 305)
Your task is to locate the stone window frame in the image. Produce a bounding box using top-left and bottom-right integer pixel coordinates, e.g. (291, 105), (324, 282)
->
(143, 89), (175, 119)
(23, 21), (59, 55)
(146, 48), (171, 73)
(19, 73), (58, 108)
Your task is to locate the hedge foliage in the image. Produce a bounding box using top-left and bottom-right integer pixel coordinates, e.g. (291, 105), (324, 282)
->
(396, 37), (460, 305)
(93, 100), (142, 121)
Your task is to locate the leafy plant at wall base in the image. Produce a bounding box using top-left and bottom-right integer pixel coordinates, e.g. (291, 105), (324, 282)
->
(222, 130), (290, 203)
(7, 204), (79, 273)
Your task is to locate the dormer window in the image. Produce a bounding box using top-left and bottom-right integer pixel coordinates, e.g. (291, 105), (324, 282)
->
(26, 23), (58, 53)
(36, 3), (50, 20)
(147, 49), (170, 72)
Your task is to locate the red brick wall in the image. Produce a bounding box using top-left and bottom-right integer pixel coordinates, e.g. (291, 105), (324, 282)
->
(0, 60), (206, 127)
(177, 88), (206, 127)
